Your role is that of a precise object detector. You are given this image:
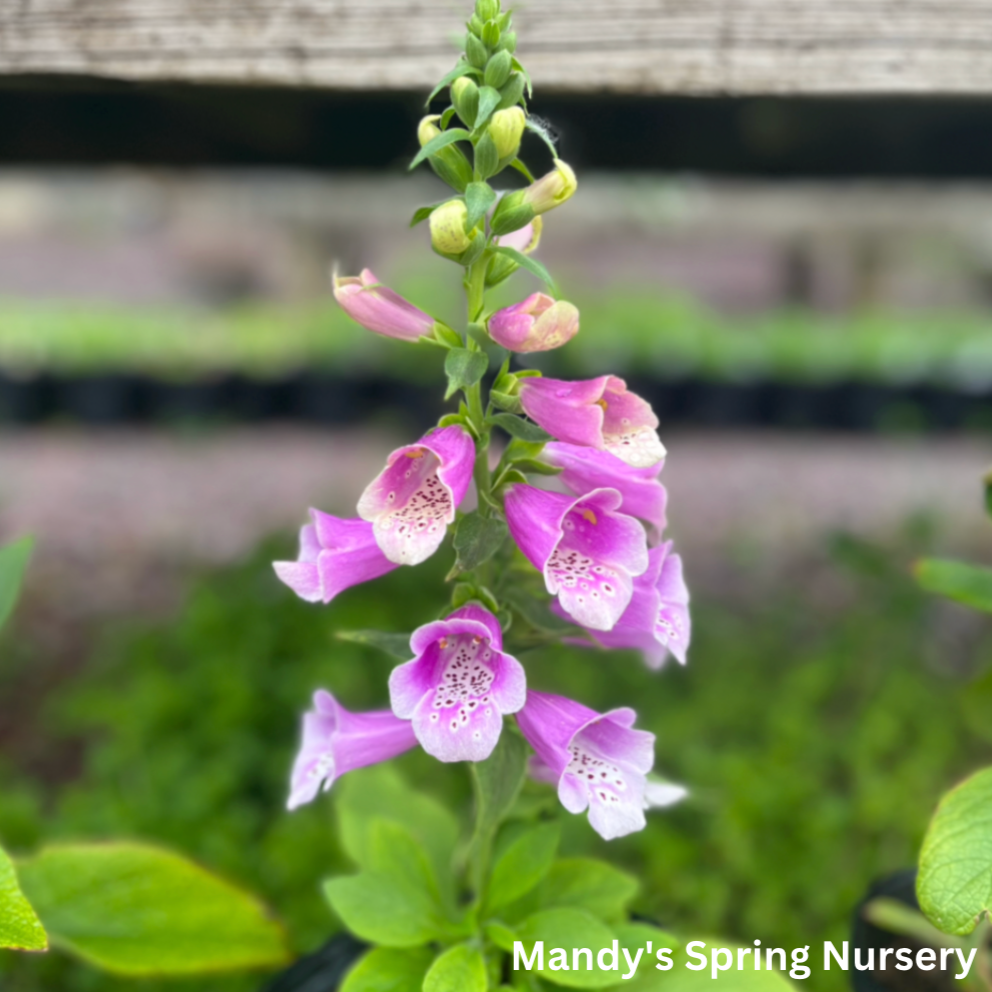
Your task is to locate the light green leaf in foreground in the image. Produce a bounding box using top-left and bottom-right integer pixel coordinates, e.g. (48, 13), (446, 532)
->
(918, 765), (992, 935)
(515, 908), (616, 989)
(914, 558), (992, 613)
(16, 842), (289, 975)
(0, 844), (47, 951)
(423, 943), (487, 992)
(0, 535), (33, 632)
(340, 946), (435, 992)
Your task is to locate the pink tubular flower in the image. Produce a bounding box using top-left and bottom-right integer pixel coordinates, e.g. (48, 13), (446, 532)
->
(488, 293), (579, 353)
(357, 426), (475, 566)
(519, 375), (665, 469)
(516, 690), (657, 840)
(504, 483), (649, 631)
(389, 605), (526, 763)
(333, 268), (435, 342)
(288, 690), (418, 810)
(559, 542), (691, 669)
(543, 441), (667, 538)
(273, 510), (399, 604)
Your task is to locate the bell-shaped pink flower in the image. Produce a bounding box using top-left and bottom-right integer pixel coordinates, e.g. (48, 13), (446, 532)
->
(333, 268), (436, 342)
(273, 510), (399, 604)
(288, 690), (418, 810)
(557, 542), (691, 669)
(504, 483), (649, 631)
(543, 441), (667, 538)
(358, 426), (475, 566)
(515, 690), (656, 840)
(488, 293), (579, 353)
(519, 375), (665, 469)
(389, 605), (526, 763)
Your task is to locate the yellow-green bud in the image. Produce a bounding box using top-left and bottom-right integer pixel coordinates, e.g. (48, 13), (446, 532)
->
(418, 114), (441, 147)
(452, 77), (479, 127)
(430, 200), (472, 255)
(521, 159), (578, 214)
(476, 0), (499, 20)
(488, 107), (526, 160)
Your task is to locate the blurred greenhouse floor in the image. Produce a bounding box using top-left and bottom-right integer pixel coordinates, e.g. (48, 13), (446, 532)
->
(1, 426), (988, 619)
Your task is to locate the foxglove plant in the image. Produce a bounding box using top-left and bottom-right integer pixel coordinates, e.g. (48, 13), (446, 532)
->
(273, 2), (697, 986)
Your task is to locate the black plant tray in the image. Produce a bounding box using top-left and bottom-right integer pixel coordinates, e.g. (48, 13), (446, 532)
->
(1, 370), (990, 432)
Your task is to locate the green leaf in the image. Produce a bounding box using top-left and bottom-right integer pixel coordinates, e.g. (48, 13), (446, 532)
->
(510, 458), (562, 477)
(0, 844), (47, 951)
(474, 85), (503, 129)
(425, 63), (480, 107)
(471, 727), (529, 871)
(492, 246), (557, 293)
(423, 944), (487, 992)
(465, 181), (498, 230)
(0, 535), (33, 632)
(340, 946), (435, 992)
(474, 131), (500, 179)
(409, 128), (472, 171)
(410, 202), (444, 227)
(509, 158), (536, 183)
(515, 908), (616, 988)
(486, 822), (560, 912)
(453, 512), (508, 575)
(624, 941), (795, 990)
(324, 823), (447, 948)
(335, 765), (459, 895)
(336, 629), (412, 660)
(917, 765), (992, 935)
(489, 413), (552, 443)
(534, 858), (639, 922)
(445, 348), (489, 400)
(914, 558), (992, 613)
(504, 589), (584, 637)
(16, 842), (288, 975)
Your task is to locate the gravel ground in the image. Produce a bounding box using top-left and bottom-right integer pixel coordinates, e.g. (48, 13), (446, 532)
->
(1, 426), (989, 618)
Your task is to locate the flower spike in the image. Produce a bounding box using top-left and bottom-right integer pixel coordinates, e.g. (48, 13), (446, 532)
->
(389, 605), (526, 762)
(273, 510), (399, 604)
(504, 483), (649, 631)
(288, 690), (418, 810)
(358, 425), (475, 566)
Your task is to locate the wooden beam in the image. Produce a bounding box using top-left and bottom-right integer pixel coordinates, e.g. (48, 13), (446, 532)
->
(2, 1), (992, 95)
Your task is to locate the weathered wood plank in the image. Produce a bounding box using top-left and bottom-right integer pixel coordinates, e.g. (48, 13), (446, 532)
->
(2, 0), (992, 94)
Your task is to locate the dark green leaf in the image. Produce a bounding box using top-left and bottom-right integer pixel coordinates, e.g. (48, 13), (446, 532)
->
(511, 58), (533, 97)
(336, 766), (459, 894)
(492, 246), (557, 293)
(515, 909), (616, 989)
(410, 203), (444, 227)
(489, 413), (552, 442)
(914, 558), (992, 613)
(465, 181), (498, 230)
(16, 843), (289, 975)
(425, 63), (479, 107)
(486, 822), (560, 912)
(0, 844), (47, 951)
(508, 157), (536, 183)
(444, 348), (489, 400)
(409, 128), (472, 171)
(340, 946), (435, 992)
(0, 535), (33, 632)
(471, 728), (529, 856)
(510, 458), (562, 477)
(453, 512), (508, 574)
(336, 629), (412, 660)
(918, 766), (992, 935)
(423, 944), (487, 992)
(440, 106), (458, 129)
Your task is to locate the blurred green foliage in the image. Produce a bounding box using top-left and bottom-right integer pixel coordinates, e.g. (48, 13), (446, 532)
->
(1, 525), (991, 991)
(2, 276), (992, 387)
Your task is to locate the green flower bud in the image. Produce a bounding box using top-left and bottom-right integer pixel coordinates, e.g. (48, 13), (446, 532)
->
(482, 20), (501, 48)
(497, 30), (517, 53)
(466, 33), (488, 68)
(475, 0), (499, 20)
(474, 131), (500, 179)
(484, 48), (512, 89)
(490, 190), (535, 235)
(451, 76), (479, 127)
(497, 72), (526, 109)
(417, 115), (473, 192)
(468, 13), (485, 35)
(430, 200), (472, 255)
(488, 106), (525, 160)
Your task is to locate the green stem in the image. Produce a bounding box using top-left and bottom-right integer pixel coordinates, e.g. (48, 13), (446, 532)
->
(465, 256), (493, 515)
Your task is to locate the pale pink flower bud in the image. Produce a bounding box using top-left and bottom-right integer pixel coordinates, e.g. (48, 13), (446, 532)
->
(333, 268), (435, 342)
(488, 292), (579, 353)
